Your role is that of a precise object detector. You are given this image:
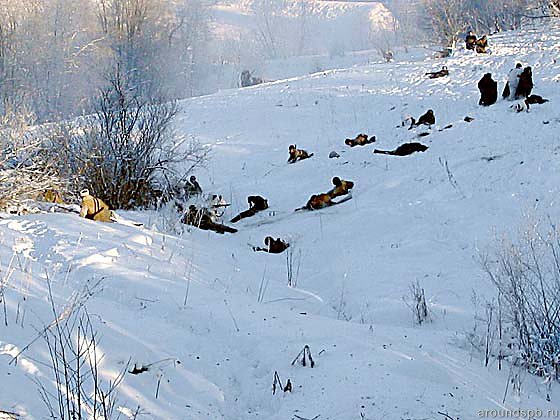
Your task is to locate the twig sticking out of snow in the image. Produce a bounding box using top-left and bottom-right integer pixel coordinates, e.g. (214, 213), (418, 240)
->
(437, 411), (457, 420)
(293, 415), (320, 420)
(272, 371), (292, 395)
(438, 157), (465, 199)
(291, 345), (315, 368)
(224, 299), (240, 332)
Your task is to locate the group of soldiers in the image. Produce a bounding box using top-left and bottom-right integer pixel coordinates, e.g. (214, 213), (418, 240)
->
(465, 31), (488, 54)
(47, 30), (549, 256)
(173, 142), (359, 253)
(478, 63), (548, 111)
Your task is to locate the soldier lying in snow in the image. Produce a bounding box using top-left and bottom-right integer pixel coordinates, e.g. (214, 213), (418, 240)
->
(374, 142), (428, 157)
(425, 66), (449, 79)
(300, 193), (333, 211)
(253, 237), (290, 254)
(345, 134), (376, 147)
(288, 145), (313, 163)
(79, 189), (113, 222)
(182, 205), (237, 234)
(327, 177), (354, 199)
(231, 195), (268, 223)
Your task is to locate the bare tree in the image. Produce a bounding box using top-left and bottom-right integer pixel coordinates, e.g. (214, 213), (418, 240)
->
(55, 64), (209, 209)
(424, 0), (468, 47)
(0, 0), (209, 123)
(424, 0), (536, 47)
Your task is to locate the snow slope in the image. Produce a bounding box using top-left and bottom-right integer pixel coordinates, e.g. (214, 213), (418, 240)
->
(2, 22), (560, 419)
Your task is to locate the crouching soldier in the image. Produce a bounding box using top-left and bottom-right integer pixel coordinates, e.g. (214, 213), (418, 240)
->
(288, 145), (313, 163)
(43, 188), (64, 204)
(328, 177), (354, 199)
(475, 35), (488, 54)
(79, 189), (113, 222)
(231, 195), (268, 223)
(185, 175), (203, 198)
(182, 205), (237, 234)
(208, 194), (230, 219)
(253, 236), (289, 254)
(478, 73), (498, 106)
(465, 31), (477, 50)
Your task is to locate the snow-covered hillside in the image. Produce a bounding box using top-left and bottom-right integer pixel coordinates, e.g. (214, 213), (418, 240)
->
(2, 22), (560, 419)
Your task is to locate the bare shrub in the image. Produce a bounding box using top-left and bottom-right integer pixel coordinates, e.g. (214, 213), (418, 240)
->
(406, 280), (431, 325)
(481, 223), (560, 382)
(54, 64), (209, 210)
(36, 281), (128, 419)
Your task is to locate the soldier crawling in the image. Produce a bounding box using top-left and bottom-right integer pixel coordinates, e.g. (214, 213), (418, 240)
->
(298, 193), (334, 211)
(253, 236), (290, 254)
(425, 66), (449, 79)
(345, 134), (376, 147)
(288, 145), (313, 163)
(231, 195), (269, 223)
(374, 142), (428, 157)
(182, 205), (237, 234)
(79, 189), (113, 222)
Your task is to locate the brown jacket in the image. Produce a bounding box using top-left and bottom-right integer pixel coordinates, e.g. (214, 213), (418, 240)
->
(80, 194), (113, 222)
(329, 180), (354, 199)
(43, 189), (64, 204)
(288, 145), (312, 163)
(306, 193), (333, 210)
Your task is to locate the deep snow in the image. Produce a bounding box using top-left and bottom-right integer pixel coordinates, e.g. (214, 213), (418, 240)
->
(1, 22), (560, 420)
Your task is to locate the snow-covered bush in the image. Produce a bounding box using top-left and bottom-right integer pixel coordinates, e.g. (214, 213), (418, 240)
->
(0, 109), (68, 210)
(481, 223), (560, 382)
(54, 65), (210, 210)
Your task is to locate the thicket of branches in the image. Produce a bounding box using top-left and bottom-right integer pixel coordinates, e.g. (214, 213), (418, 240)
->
(424, 0), (558, 46)
(0, 0), (209, 123)
(52, 66), (209, 210)
(477, 223), (560, 383)
(0, 110), (67, 209)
